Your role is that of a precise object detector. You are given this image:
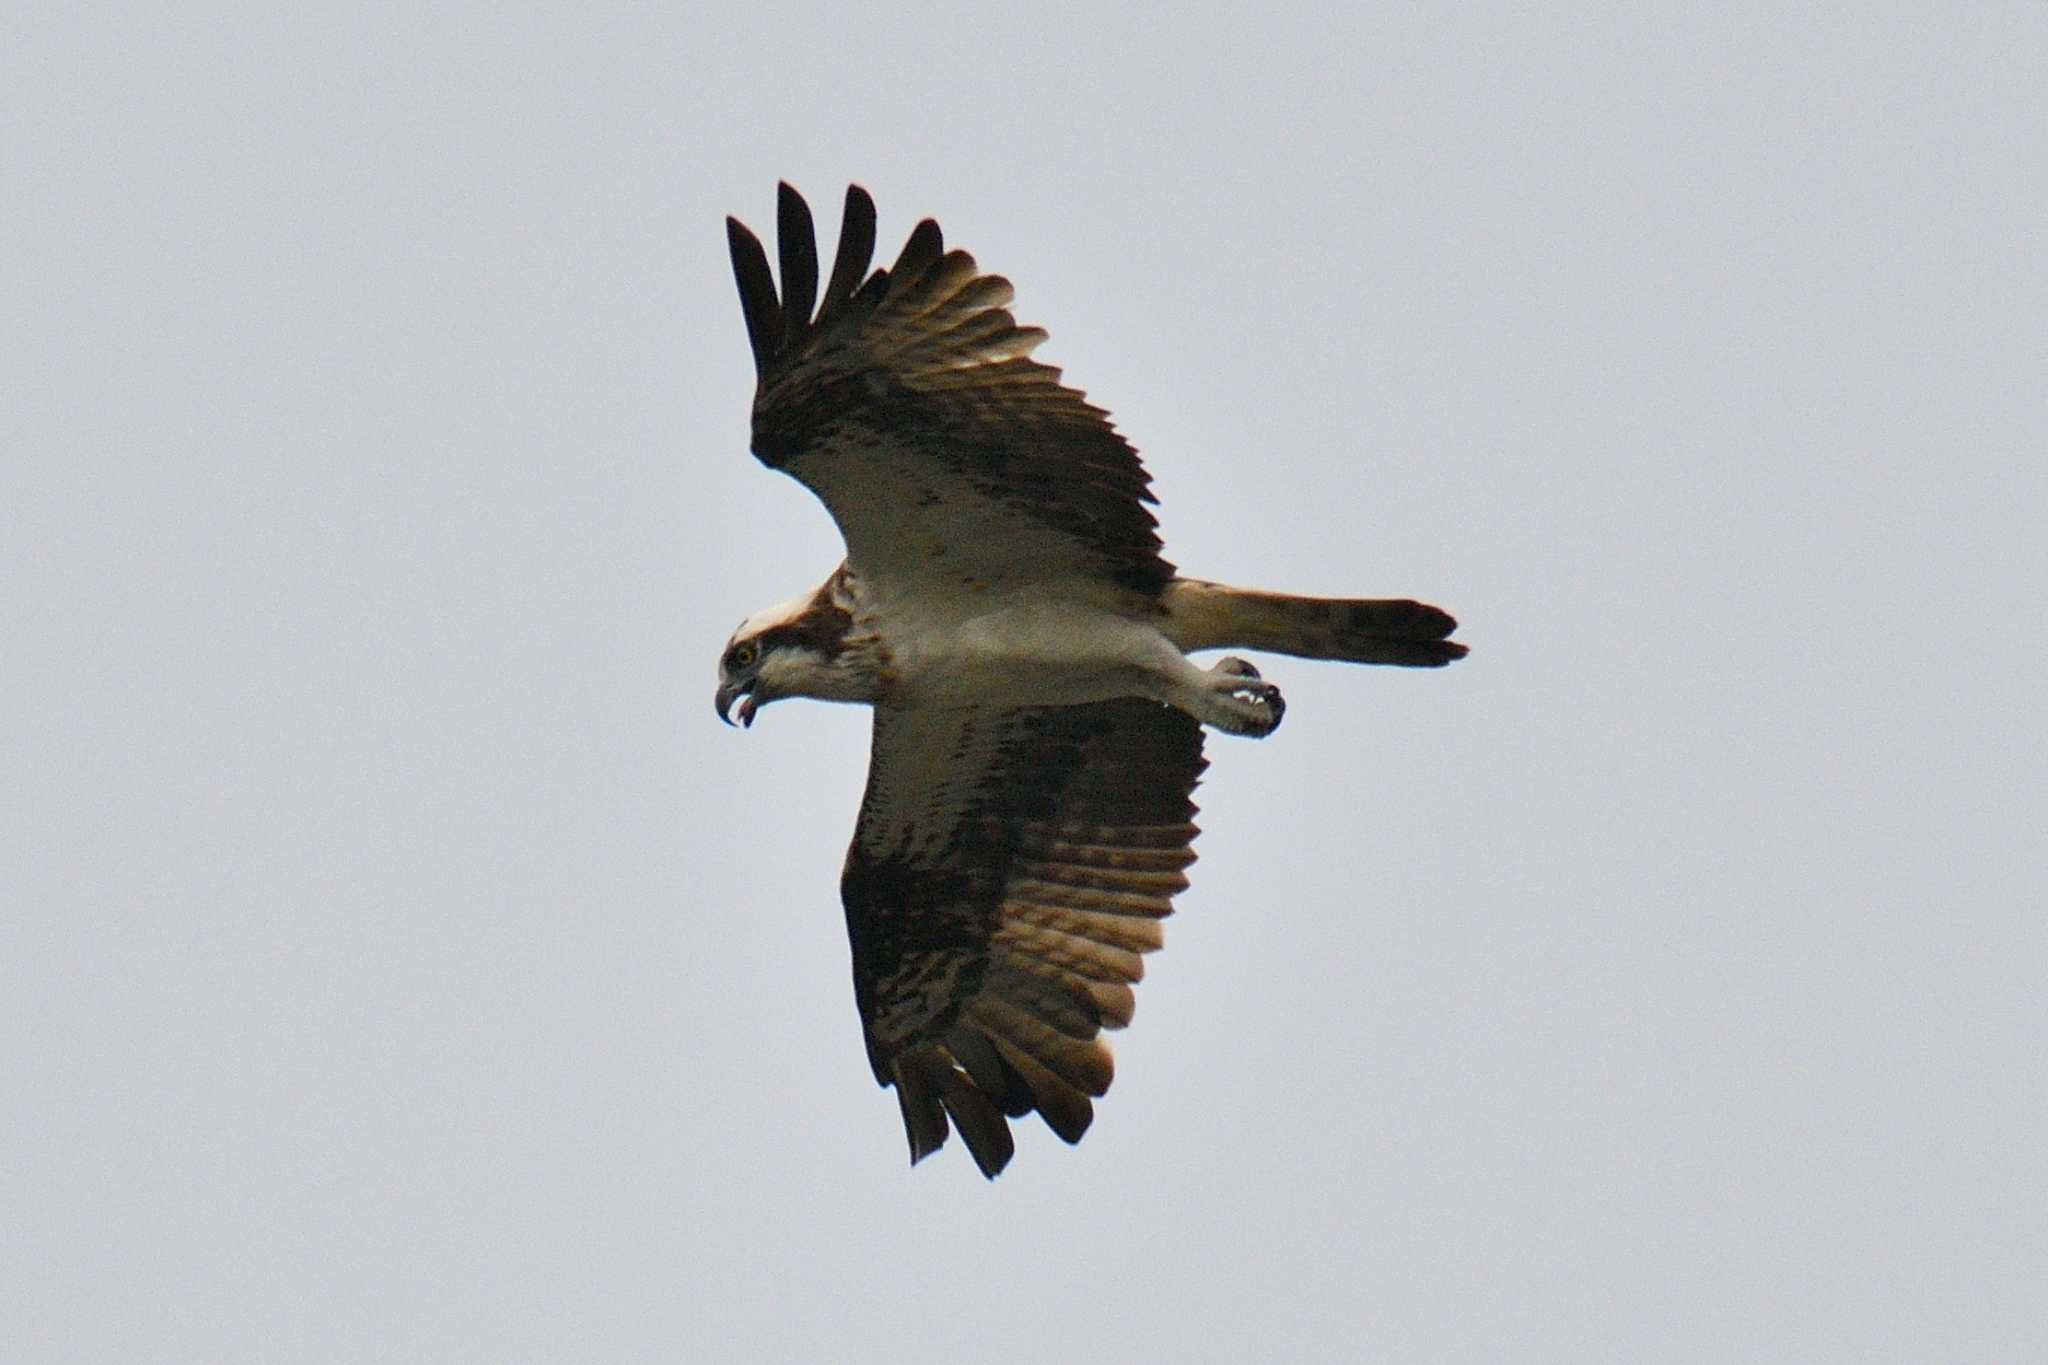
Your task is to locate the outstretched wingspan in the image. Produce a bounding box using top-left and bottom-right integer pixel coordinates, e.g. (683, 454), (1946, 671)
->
(716, 182), (1467, 1177)
(726, 184), (1174, 597)
(841, 698), (1206, 1177)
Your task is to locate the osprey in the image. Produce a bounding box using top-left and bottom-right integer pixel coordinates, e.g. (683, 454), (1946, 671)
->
(719, 184), (1464, 1178)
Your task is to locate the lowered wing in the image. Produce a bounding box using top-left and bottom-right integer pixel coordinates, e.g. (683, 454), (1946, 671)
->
(726, 184), (1175, 599)
(840, 698), (1206, 1177)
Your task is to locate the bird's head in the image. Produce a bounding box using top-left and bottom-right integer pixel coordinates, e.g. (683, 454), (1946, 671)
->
(714, 583), (860, 727)
(713, 626), (773, 728)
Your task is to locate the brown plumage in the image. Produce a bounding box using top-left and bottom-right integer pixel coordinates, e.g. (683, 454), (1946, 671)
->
(718, 184), (1464, 1177)
(727, 183), (1174, 598)
(840, 700), (1204, 1178)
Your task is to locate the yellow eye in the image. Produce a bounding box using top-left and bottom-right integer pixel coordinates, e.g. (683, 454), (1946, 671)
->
(731, 642), (758, 669)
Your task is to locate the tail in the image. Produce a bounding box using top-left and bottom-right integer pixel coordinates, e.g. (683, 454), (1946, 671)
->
(1163, 578), (1467, 667)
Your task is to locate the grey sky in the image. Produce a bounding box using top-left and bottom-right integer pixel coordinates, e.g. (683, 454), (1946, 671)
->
(6, 5), (2044, 1361)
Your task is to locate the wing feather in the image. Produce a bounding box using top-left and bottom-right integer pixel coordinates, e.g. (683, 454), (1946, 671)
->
(727, 184), (1175, 597)
(774, 182), (818, 351)
(889, 217), (946, 281)
(996, 920), (1146, 984)
(933, 1060), (1015, 1179)
(987, 1036), (1095, 1145)
(891, 1050), (951, 1165)
(724, 217), (780, 374)
(839, 698), (1205, 1177)
(815, 186), (877, 331)
(940, 1027), (1025, 1114)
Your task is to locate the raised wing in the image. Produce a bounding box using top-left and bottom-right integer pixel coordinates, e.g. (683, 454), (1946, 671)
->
(726, 184), (1175, 598)
(840, 698), (1206, 1177)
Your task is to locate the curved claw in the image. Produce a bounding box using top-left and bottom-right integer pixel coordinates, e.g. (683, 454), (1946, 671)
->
(1254, 682), (1286, 730)
(1199, 659), (1287, 737)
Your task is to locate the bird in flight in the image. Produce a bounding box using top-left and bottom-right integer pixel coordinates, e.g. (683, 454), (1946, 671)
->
(719, 184), (1464, 1177)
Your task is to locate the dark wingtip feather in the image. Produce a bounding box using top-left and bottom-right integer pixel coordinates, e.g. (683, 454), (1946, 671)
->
(817, 184), (879, 326)
(941, 1073), (1016, 1179)
(775, 183), (819, 349)
(894, 1067), (951, 1167)
(845, 183), (877, 233)
(725, 215), (780, 375)
(891, 217), (945, 283)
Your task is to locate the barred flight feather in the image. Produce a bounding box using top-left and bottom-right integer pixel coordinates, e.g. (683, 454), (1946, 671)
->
(987, 1037), (1095, 1145)
(840, 697), (1204, 1177)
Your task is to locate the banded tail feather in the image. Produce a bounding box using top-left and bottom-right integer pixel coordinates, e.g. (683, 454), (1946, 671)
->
(1164, 578), (1467, 668)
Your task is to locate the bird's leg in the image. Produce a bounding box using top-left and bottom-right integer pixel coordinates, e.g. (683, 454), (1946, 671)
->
(1127, 627), (1285, 738)
(1184, 655), (1286, 737)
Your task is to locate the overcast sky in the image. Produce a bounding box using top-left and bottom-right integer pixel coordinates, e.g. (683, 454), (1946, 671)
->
(6, 5), (2044, 1361)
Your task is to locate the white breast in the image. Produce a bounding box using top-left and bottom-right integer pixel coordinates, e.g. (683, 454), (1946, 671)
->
(885, 600), (1184, 709)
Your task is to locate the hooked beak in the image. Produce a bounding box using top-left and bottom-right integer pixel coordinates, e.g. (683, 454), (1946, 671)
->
(715, 679), (759, 728)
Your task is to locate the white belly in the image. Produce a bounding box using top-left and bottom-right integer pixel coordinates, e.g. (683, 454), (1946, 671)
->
(886, 602), (1181, 709)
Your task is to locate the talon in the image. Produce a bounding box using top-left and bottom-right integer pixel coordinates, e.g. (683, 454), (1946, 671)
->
(1194, 658), (1286, 737)
(1231, 681), (1286, 736)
